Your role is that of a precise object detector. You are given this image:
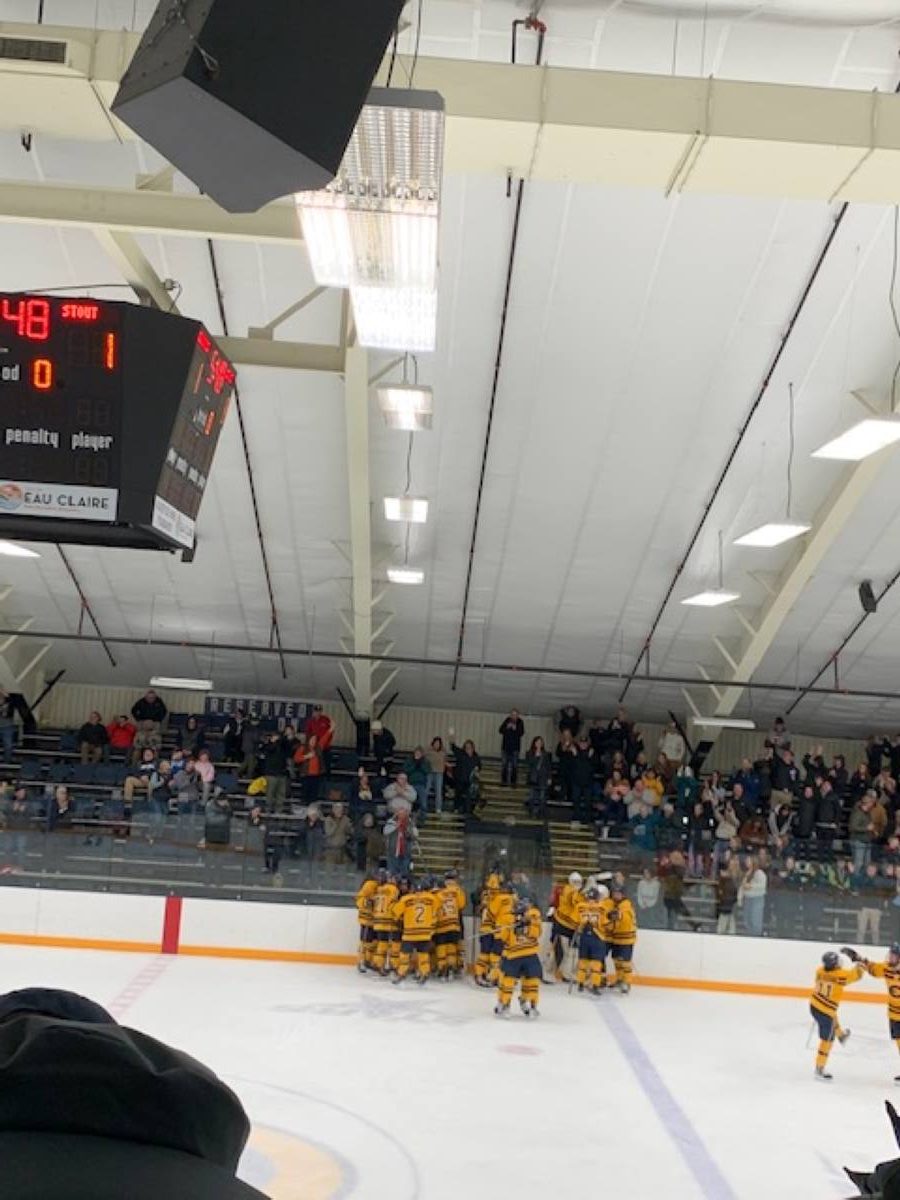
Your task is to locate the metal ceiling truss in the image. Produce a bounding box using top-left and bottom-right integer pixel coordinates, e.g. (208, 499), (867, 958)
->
(0, 586), (50, 694)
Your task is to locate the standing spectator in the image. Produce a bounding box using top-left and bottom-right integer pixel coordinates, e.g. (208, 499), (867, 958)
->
(768, 801), (794, 855)
(714, 798), (740, 871)
(47, 785), (73, 833)
(384, 808), (415, 876)
(660, 853), (699, 931)
(194, 749), (216, 804)
(305, 706), (335, 773)
(171, 757), (200, 836)
(261, 732), (290, 812)
(733, 758), (762, 812)
(628, 802), (659, 864)
(498, 709), (525, 788)
(849, 793), (877, 873)
(571, 734), (596, 823)
(715, 865), (739, 934)
(815, 779), (842, 860)
(865, 734), (886, 777)
(281, 725), (300, 773)
(674, 766), (700, 810)
(767, 716), (790, 750)
(558, 705), (582, 738)
(739, 857), (768, 936)
(524, 736), (552, 818)
(294, 733), (324, 805)
(354, 811), (384, 872)
(402, 747), (430, 816)
(636, 867), (662, 928)
(0, 688), (16, 763)
(77, 712), (108, 764)
(239, 717), (261, 779)
(556, 730), (577, 806)
(145, 761), (171, 844)
(828, 754), (849, 794)
(222, 709), (245, 763)
(177, 715), (206, 757)
(129, 689), (167, 764)
(656, 802), (686, 854)
(301, 805), (325, 863)
(687, 799), (715, 877)
(848, 761), (871, 801)
(371, 720), (396, 771)
(770, 748), (800, 810)
(324, 799), (352, 866)
(802, 744), (826, 785)
(449, 736), (482, 815)
(658, 721), (685, 777)
(426, 737), (446, 815)
(4, 784), (30, 868)
(854, 861), (888, 946)
(794, 784), (817, 850)
(106, 714), (136, 758)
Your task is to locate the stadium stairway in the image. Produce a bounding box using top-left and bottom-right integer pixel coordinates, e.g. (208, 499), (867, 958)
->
(548, 821), (601, 881)
(415, 813), (466, 875)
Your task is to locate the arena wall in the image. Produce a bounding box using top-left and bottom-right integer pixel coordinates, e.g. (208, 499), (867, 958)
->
(0, 887), (887, 1004)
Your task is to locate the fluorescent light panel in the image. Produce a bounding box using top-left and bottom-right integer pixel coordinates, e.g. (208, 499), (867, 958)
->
(681, 590), (741, 607)
(734, 521), (811, 548)
(387, 567), (425, 585)
(384, 496), (428, 523)
(812, 418), (900, 461)
(0, 540), (39, 558)
(691, 717), (757, 730)
(377, 383), (433, 431)
(351, 285), (437, 352)
(149, 676), (214, 692)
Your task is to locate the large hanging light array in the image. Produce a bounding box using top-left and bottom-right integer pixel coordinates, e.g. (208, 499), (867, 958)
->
(297, 88), (445, 351)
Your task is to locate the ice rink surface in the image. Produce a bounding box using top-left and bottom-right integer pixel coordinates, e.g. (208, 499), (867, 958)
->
(2, 943), (899, 1199)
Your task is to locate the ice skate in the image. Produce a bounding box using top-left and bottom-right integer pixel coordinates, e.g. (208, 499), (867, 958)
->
(494, 1003), (510, 1018)
(837, 1028), (851, 1045)
(814, 1067), (833, 1082)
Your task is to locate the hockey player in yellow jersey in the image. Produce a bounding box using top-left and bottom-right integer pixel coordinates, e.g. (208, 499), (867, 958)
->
(371, 872), (401, 976)
(548, 872), (583, 982)
(494, 897), (543, 1018)
(475, 870), (502, 987)
(601, 881), (638, 994)
(434, 869), (466, 978)
(487, 882), (517, 985)
(393, 878), (439, 984)
(810, 949), (865, 1080)
(355, 874), (379, 973)
(863, 942), (900, 1081)
(574, 886), (608, 995)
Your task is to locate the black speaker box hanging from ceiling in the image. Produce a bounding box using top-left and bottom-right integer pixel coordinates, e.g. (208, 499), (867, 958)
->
(112, 0), (405, 213)
(859, 580), (878, 614)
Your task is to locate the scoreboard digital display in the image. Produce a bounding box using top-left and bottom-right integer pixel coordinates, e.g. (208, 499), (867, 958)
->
(0, 295), (235, 551)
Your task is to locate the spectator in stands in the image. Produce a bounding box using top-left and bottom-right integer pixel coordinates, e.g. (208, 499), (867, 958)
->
(384, 771), (416, 815)
(498, 709), (525, 788)
(222, 709), (245, 763)
(299, 804), (325, 863)
(636, 866), (662, 928)
(794, 783), (816, 848)
(627, 750), (646, 783)
(0, 688), (16, 763)
(849, 760), (872, 800)
(733, 757), (762, 811)
(767, 716), (790, 749)
(355, 812), (384, 872)
(711, 861), (737, 935)
(770, 746), (800, 809)
(47, 785), (73, 833)
(828, 753), (849, 793)
(77, 712), (108, 764)
(402, 747), (430, 816)
(849, 792), (878, 873)
(606, 713), (628, 760)
(628, 802), (658, 863)
(324, 799), (352, 866)
(281, 725), (300, 774)
(4, 784), (30, 868)
(674, 765), (700, 810)
(129, 689), (167, 764)
(202, 790), (232, 849)
(384, 807), (416, 876)
(814, 778), (842, 858)
(854, 861), (889, 945)
(753, 748), (774, 810)
(658, 721), (685, 778)
(642, 766), (664, 806)
(659, 852), (699, 931)
(261, 732), (290, 812)
(124, 747), (157, 810)
(106, 715), (136, 757)
(656, 802), (685, 854)
(145, 761), (170, 845)
(687, 799), (715, 877)
(426, 737), (446, 815)
(739, 856), (767, 935)
(866, 734), (886, 776)
(738, 810), (767, 854)
(713, 797), (740, 871)
(239, 716), (261, 778)
(525, 736), (552, 818)
(305, 706), (335, 771)
(176, 715), (206, 757)
(556, 730), (576, 805)
(571, 734), (596, 822)
(624, 776), (648, 818)
(449, 735), (482, 815)
(626, 723), (645, 765)
(371, 720), (396, 770)
(350, 767), (375, 816)
(194, 749), (216, 804)
(294, 733), (325, 805)
(558, 705), (582, 738)
(768, 800), (794, 854)
(171, 757), (199, 835)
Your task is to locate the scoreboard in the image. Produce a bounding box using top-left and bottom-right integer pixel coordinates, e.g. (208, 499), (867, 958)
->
(0, 295), (235, 551)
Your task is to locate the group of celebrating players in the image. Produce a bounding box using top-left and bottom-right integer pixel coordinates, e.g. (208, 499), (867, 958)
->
(810, 942), (900, 1082)
(354, 864), (640, 1019)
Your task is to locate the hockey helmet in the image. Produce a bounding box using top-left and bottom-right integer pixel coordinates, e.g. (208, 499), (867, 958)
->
(584, 886), (600, 900)
(822, 951), (840, 971)
(568, 871), (583, 887)
(597, 885), (610, 901)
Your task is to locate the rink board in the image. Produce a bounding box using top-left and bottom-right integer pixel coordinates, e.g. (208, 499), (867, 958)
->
(0, 886), (888, 1001)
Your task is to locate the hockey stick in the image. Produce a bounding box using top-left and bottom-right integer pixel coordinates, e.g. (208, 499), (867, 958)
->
(567, 933), (581, 995)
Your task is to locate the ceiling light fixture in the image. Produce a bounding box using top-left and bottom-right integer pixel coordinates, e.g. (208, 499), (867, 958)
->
(297, 88), (444, 353)
(812, 417), (900, 461)
(691, 717), (757, 730)
(149, 676), (214, 692)
(682, 531), (740, 608)
(384, 496), (428, 523)
(387, 567), (425, 585)
(734, 521), (811, 548)
(377, 383), (433, 431)
(0, 540), (40, 558)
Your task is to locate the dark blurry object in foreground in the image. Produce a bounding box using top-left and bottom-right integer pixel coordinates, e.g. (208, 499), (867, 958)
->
(0, 987), (269, 1199)
(845, 1100), (900, 1197)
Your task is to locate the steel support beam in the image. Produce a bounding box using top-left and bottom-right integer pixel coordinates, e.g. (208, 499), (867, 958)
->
(94, 228), (179, 311)
(344, 344), (374, 717)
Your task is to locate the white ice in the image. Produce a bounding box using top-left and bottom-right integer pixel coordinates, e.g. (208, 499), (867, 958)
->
(0, 943), (897, 1199)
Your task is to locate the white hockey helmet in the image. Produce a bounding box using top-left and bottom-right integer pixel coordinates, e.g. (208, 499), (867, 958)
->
(568, 871), (583, 887)
(597, 885), (610, 901)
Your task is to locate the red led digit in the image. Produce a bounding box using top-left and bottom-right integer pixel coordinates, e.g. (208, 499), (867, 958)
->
(25, 299), (50, 341)
(2, 298), (25, 336)
(204, 410), (216, 436)
(197, 329), (212, 353)
(32, 358), (53, 390)
(104, 332), (117, 370)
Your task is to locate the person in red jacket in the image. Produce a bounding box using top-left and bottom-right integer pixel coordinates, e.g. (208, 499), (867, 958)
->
(106, 715), (136, 754)
(304, 706), (334, 750)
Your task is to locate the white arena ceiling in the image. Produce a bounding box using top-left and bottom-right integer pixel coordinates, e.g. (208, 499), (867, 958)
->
(2, 0), (900, 733)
